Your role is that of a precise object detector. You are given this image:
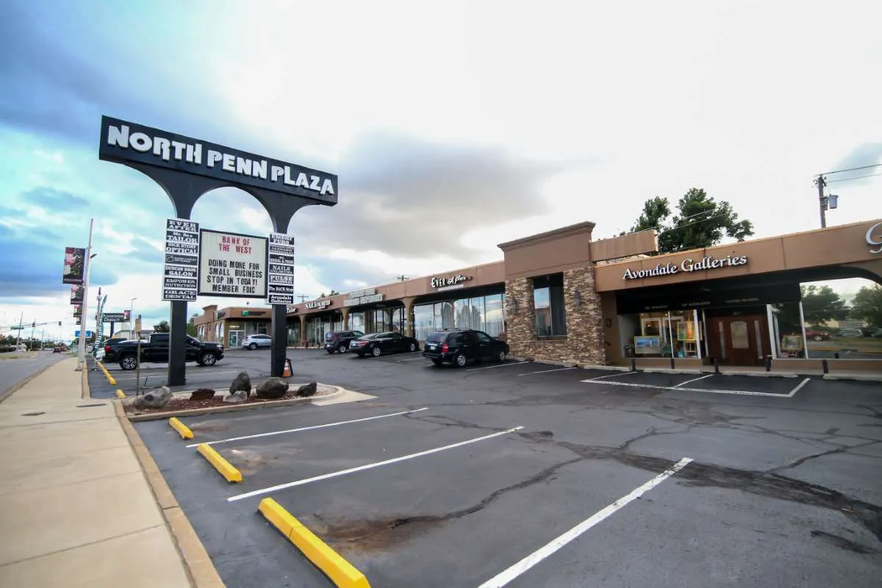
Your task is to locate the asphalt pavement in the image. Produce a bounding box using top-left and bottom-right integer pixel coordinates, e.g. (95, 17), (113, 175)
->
(0, 351), (67, 399)
(133, 349), (882, 588)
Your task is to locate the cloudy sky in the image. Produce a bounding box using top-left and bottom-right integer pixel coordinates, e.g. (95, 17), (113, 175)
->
(1, 0), (880, 341)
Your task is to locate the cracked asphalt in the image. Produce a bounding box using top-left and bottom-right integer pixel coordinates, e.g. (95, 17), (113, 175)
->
(134, 350), (882, 587)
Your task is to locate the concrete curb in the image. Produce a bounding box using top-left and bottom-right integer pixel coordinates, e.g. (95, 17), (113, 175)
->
(0, 360), (58, 404)
(96, 360), (117, 385)
(169, 417), (194, 439)
(127, 385), (345, 422)
(82, 359), (92, 399)
(196, 443), (242, 483)
(822, 373), (882, 382)
(113, 399), (226, 588)
(258, 498), (370, 588)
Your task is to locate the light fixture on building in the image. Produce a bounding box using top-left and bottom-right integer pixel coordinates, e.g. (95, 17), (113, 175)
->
(574, 289), (582, 308)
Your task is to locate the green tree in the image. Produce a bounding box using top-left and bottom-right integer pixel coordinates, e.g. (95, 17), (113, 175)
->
(153, 320), (170, 332)
(801, 285), (849, 325)
(186, 314), (199, 337)
(851, 284), (882, 327)
(628, 188), (754, 254)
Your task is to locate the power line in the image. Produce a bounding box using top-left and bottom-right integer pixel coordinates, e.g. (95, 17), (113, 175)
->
(819, 162), (882, 176)
(825, 172), (882, 183)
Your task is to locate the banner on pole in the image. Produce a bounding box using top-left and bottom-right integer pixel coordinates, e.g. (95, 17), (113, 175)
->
(63, 247), (86, 285)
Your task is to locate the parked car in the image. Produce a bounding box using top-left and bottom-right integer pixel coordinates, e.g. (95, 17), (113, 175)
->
(324, 330), (365, 354)
(242, 334), (272, 350)
(838, 328), (864, 338)
(805, 330), (831, 342)
(859, 327), (882, 338)
(349, 331), (419, 357)
(422, 329), (509, 367)
(104, 333), (224, 370)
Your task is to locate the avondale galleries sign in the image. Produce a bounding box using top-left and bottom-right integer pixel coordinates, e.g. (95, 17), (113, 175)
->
(623, 254), (748, 280)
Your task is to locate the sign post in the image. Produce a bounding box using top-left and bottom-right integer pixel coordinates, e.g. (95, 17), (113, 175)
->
(267, 233), (295, 376)
(98, 116), (338, 382)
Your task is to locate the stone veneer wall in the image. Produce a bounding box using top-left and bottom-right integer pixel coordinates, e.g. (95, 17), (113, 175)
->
(504, 267), (605, 366)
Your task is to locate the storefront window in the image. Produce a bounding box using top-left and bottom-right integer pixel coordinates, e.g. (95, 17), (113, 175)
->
(287, 323), (300, 345)
(349, 312), (365, 333)
(533, 274), (567, 337)
(623, 311), (702, 358)
(484, 294), (505, 337)
(415, 304), (434, 342)
(435, 302), (454, 331)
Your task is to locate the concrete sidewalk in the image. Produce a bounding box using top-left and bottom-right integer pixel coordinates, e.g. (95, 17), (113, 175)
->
(0, 357), (192, 588)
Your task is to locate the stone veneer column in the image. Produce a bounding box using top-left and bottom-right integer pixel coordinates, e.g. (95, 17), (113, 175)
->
(402, 298), (415, 338)
(562, 267), (605, 365)
(504, 278), (537, 358)
(342, 308), (350, 330)
(298, 314), (307, 347)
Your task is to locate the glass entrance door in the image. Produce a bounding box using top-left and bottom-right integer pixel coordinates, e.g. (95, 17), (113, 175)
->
(229, 330), (244, 348)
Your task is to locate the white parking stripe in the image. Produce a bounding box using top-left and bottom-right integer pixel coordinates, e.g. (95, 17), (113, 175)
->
(466, 361), (530, 372)
(227, 426), (524, 502)
(673, 374), (713, 387)
(518, 367), (576, 377)
(590, 370), (638, 380)
(185, 408), (429, 448)
(582, 377), (811, 397)
(477, 457), (693, 588)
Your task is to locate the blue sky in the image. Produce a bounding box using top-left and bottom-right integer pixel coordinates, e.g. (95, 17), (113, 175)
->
(1, 0), (880, 340)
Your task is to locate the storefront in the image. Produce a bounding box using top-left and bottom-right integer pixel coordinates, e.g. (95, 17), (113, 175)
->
(193, 304), (271, 347)
(195, 218), (881, 372)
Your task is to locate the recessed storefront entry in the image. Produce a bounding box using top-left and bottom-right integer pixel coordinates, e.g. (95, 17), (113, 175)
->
(706, 312), (769, 366)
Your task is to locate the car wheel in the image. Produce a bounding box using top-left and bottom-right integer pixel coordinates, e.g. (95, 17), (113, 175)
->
(431, 359), (443, 366)
(371, 346), (382, 357)
(497, 349), (507, 363)
(199, 351), (217, 366)
(409, 342), (417, 352)
(454, 353), (467, 368)
(338, 344), (348, 354)
(119, 355), (138, 370)
(812, 335), (824, 342)
(249, 343), (258, 350)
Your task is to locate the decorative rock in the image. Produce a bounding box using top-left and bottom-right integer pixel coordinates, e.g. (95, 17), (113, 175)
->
(132, 386), (172, 409)
(229, 372), (252, 397)
(295, 381), (318, 397)
(255, 377), (289, 399)
(189, 388), (216, 401)
(223, 390), (248, 404)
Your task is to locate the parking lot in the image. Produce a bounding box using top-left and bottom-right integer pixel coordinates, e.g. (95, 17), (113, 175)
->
(132, 350), (882, 587)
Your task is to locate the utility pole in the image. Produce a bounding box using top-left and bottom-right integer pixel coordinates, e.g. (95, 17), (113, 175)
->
(77, 218), (94, 372)
(297, 294), (309, 302)
(29, 319), (36, 350)
(16, 311), (23, 349)
(815, 174), (827, 228)
(397, 275), (408, 282)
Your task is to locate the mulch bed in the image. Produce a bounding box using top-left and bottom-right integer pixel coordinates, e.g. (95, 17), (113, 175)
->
(125, 389), (323, 413)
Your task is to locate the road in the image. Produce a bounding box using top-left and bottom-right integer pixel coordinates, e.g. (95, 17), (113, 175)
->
(0, 351), (68, 399)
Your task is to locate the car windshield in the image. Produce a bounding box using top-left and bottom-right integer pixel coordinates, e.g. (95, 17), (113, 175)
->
(427, 332), (450, 343)
(358, 333), (379, 340)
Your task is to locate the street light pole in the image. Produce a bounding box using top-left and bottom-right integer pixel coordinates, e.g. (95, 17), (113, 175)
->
(130, 297), (137, 337)
(76, 218), (94, 372)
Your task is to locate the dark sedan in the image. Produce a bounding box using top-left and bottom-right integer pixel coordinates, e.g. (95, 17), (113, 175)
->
(349, 331), (420, 358)
(423, 329), (509, 367)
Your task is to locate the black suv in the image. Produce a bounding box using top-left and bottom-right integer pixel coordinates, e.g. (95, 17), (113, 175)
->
(422, 329), (509, 367)
(324, 330), (365, 354)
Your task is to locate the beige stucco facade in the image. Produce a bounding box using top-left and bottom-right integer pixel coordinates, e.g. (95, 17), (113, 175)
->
(193, 218), (882, 372)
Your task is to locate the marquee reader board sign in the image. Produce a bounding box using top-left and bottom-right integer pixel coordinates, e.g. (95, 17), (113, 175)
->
(622, 254), (748, 280)
(163, 218), (200, 301)
(199, 229), (268, 298)
(266, 232), (295, 305)
(99, 117), (338, 204)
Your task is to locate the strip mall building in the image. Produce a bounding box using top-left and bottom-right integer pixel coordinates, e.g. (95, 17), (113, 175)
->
(195, 218), (882, 372)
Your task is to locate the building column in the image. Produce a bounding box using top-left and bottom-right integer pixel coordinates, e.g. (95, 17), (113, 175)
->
(298, 314), (307, 347)
(402, 297), (415, 338)
(342, 308), (351, 330)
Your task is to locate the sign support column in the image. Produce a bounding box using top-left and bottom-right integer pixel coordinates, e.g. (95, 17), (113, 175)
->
(267, 232), (296, 377)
